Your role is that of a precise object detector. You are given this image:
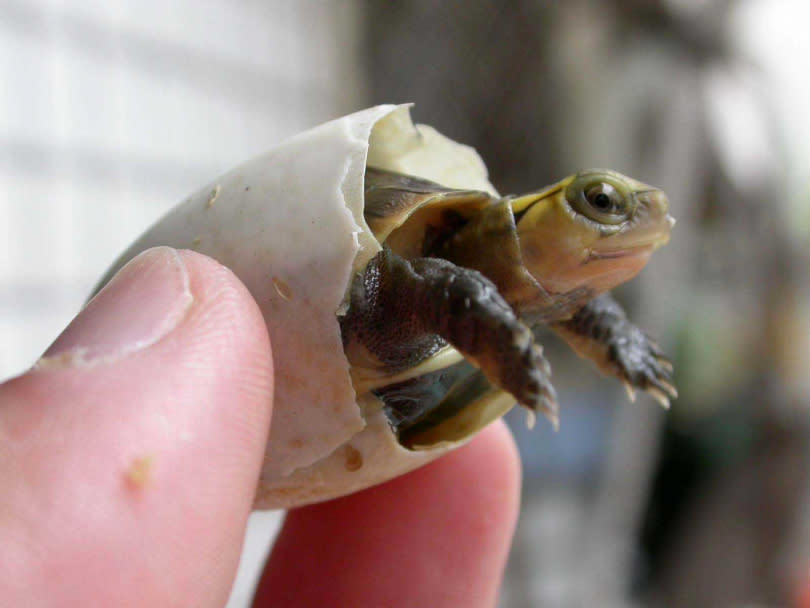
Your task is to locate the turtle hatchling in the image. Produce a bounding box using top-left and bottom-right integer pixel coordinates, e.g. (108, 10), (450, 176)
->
(99, 105), (676, 508)
(345, 165), (675, 449)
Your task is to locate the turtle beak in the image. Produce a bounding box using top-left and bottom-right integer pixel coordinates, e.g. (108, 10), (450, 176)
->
(633, 188), (673, 250)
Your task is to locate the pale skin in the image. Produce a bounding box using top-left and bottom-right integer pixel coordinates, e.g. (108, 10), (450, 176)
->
(0, 248), (520, 607)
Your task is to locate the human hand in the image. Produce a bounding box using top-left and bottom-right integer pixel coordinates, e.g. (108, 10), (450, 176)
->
(0, 247), (520, 607)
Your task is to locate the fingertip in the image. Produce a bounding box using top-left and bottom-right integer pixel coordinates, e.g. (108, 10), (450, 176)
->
(256, 421), (521, 608)
(0, 247), (274, 605)
(466, 420), (523, 510)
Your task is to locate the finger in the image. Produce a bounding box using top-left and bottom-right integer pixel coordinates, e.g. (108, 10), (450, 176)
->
(254, 421), (520, 608)
(0, 247), (273, 607)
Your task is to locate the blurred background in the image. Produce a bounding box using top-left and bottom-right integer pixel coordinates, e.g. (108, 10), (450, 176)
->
(2, 0), (809, 606)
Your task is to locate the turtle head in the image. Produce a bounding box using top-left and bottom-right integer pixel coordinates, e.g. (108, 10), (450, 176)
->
(512, 169), (673, 298)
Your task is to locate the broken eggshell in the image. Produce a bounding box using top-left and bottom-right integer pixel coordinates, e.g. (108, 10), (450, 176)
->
(100, 105), (500, 509)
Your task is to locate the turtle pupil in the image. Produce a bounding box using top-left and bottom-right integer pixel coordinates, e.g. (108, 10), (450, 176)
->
(593, 192), (611, 210)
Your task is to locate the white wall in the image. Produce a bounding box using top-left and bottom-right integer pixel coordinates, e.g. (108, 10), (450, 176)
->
(0, 0), (363, 380)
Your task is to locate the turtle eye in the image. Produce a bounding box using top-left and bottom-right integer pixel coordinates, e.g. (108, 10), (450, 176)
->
(586, 183), (620, 213)
(567, 177), (632, 225)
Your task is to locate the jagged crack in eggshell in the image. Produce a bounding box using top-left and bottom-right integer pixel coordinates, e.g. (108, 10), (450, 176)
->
(100, 105), (497, 509)
(369, 107), (496, 193)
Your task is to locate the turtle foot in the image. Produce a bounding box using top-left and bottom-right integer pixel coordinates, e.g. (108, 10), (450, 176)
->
(610, 329), (677, 409)
(552, 293), (677, 409)
(518, 344), (559, 430)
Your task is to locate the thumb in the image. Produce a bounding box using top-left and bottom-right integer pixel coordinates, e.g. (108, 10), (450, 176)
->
(0, 247), (273, 607)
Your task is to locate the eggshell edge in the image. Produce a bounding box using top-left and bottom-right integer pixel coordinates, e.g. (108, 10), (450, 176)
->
(99, 105), (497, 509)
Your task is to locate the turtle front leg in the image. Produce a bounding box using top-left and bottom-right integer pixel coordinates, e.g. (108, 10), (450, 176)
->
(341, 248), (558, 425)
(551, 293), (677, 407)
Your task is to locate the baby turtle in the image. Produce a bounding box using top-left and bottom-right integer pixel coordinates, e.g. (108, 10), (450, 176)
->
(342, 167), (676, 449)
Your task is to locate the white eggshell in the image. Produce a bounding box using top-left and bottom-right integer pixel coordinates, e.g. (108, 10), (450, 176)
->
(101, 105), (497, 509)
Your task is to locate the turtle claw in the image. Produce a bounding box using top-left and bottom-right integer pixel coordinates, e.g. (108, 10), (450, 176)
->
(648, 376), (678, 409)
(647, 387), (672, 409)
(518, 358), (559, 431)
(493, 335), (559, 430)
(536, 393), (560, 432)
(656, 356), (674, 374)
(545, 407), (560, 432)
(539, 351), (552, 378)
(523, 393), (559, 431)
(522, 394), (559, 431)
(611, 330), (677, 408)
(552, 294), (676, 412)
(623, 382), (637, 403)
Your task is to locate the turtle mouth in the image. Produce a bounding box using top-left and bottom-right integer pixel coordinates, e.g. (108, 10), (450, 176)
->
(586, 246), (648, 262)
(588, 213), (674, 262)
(587, 238), (661, 264)
(577, 212), (673, 293)
(586, 236), (662, 262)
